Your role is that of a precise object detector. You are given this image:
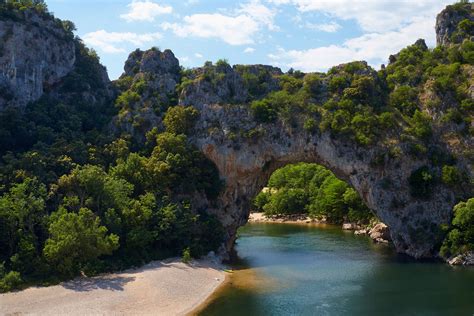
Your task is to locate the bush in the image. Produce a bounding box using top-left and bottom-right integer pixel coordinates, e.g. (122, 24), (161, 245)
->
(303, 74), (322, 96)
(182, 247), (192, 264)
(163, 106), (199, 135)
(253, 191), (270, 211)
(0, 271), (22, 292)
(440, 198), (474, 258)
(407, 110), (432, 141)
(389, 85), (418, 116)
(303, 117), (318, 133)
(251, 99), (277, 123)
(441, 165), (462, 187)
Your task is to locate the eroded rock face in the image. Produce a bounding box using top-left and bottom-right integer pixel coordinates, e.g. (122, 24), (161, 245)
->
(187, 101), (461, 259)
(179, 62), (248, 109)
(436, 2), (474, 46)
(114, 48), (181, 140)
(0, 9), (76, 110)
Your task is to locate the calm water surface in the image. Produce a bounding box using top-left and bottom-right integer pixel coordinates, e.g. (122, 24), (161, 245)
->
(200, 223), (474, 316)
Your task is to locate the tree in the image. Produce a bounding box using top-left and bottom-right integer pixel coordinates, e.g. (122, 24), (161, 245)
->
(43, 208), (119, 275)
(163, 106), (199, 135)
(308, 176), (349, 223)
(57, 165), (133, 216)
(263, 189), (307, 215)
(111, 153), (151, 196)
(408, 110), (432, 141)
(441, 165), (462, 187)
(389, 85), (418, 116)
(440, 198), (474, 258)
(0, 178), (47, 274)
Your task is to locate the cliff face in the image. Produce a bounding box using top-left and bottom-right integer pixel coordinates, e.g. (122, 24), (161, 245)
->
(113, 48), (181, 140)
(179, 62), (248, 109)
(182, 73), (462, 259)
(436, 2), (474, 46)
(0, 9), (76, 110)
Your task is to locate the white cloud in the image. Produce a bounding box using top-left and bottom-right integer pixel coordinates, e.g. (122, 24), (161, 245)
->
(244, 47), (256, 53)
(267, 0), (452, 33)
(195, 53), (203, 58)
(268, 16), (435, 72)
(83, 30), (162, 53)
(267, 0), (454, 72)
(306, 21), (341, 33)
(161, 0), (276, 45)
(267, 0), (291, 4)
(162, 14), (259, 45)
(120, 0), (172, 22)
(239, 0), (277, 30)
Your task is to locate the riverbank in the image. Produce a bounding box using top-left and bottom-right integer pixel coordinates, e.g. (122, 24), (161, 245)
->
(249, 212), (314, 224)
(0, 257), (226, 316)
(248, 212), (391, 244)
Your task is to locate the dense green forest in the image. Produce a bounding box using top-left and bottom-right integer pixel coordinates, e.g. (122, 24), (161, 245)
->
(0, 0), (473, 291)
(0, 0), (224, 292)
(253, 163), (374, 224)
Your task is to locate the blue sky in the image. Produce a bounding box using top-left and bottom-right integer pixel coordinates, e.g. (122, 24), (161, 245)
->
(46, 0), (454, 79)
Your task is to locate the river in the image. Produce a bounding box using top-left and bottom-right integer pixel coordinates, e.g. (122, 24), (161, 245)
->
(199, 223), (474, 316)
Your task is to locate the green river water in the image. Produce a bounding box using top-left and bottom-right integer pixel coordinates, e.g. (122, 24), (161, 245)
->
(200, 223), (474, 316)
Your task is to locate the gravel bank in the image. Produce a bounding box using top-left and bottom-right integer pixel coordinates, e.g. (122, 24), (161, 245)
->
(0, 258), (225, 316)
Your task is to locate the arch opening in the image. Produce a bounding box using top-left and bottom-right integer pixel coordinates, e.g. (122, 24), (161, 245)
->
(249, 162), (377, 229)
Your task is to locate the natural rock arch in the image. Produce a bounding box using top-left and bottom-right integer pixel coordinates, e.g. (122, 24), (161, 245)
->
(189, 102), (456, 259)
(1, 2), (470, 262)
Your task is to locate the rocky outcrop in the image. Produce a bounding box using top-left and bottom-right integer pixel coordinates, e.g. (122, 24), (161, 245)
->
(122, 48), (180, 107)
(447, 251), (474, 265)
(179, 61), (248, 109)
(0, 9), (76, 110)
(369, 223), (391, 243)
(113, 48), (181, 140)
(436, 2), (474, 46)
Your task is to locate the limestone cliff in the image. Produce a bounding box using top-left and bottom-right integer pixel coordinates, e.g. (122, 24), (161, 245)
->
(187, 99), (461, 259)
(113, 48), (180, 140)
(0, 7), (76, 109)
(436, 2), (474, 46)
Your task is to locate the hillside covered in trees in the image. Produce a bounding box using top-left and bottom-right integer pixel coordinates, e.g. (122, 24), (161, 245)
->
(0, 0), (473, 291)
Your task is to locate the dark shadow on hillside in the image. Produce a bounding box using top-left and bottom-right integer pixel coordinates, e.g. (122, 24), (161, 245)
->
(62, 275), (135, 292)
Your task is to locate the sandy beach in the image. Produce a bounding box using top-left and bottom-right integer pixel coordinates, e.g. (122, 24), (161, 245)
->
(0, 258), (225, 316)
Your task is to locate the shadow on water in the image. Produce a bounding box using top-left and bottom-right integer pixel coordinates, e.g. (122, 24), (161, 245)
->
(62, 276), (135, 292)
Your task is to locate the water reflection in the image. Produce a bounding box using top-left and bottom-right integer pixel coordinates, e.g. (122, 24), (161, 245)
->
(201, 223), (474, 316)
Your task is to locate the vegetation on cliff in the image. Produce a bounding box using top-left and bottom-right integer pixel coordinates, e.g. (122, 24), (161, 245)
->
(440, 198), (474, 258)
